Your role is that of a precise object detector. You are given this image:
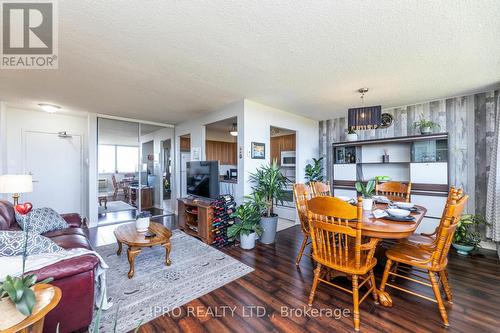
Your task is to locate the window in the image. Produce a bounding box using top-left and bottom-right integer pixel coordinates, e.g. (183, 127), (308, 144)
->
(98, 145), (139, 173)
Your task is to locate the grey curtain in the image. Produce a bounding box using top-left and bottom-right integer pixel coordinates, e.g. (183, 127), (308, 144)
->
(486, 95), (500, 242)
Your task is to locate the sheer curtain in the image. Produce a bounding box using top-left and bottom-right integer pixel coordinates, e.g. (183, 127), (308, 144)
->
(486, 94), (500, 256)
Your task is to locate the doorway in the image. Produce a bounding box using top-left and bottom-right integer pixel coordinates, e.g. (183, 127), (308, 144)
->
(179, 134), (191, 197)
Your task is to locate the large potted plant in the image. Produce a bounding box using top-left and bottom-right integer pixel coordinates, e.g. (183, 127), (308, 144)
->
(414, 114), (440, 134)
(355, 180), (375, 210)
(248, 160), (288, 244)
(452, 214), (488, 255)
(304, 157), (324, 185)
(227, 202), (263, 250)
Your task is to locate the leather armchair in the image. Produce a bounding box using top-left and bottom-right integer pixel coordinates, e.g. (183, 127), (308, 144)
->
(0, 200), (98, 333)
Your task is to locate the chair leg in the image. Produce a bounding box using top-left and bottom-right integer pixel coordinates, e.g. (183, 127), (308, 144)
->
(308, 263), (321, 306)
(295, 235), (309, 266)
(113, 189), (117, 201)
(378, 259), (393, 307)
(439, 270), (453, 304)
(352, 275), (360, 331)
(390, 262), (399, 282)
(428, 270), (449, 326)
(369, 270), (379, 303)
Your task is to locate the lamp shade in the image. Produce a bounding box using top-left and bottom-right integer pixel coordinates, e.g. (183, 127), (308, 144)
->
(0, 175), (33, 194)
(348, 106), (382, 130)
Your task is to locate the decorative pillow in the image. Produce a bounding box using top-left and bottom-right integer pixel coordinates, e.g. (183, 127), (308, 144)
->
(0, 231), (63, 256)
(15, 207), (69, 234)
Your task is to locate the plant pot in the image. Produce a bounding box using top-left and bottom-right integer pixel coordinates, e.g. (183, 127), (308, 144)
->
(0, 297), (27, 330)
(362, 198), (373, 211)
(240, 232), (256, 250)
(135, 217), (150, 232)
(346, 133), (358, 142)
(420, 127), (431, 135)
(452, 243), (474, 255)
(260, 215), (279, 244)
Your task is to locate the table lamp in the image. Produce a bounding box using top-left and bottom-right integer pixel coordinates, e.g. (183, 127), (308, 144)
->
(0, 175), (33, 205)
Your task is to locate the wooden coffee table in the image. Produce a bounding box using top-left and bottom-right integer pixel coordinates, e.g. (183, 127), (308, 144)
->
(114, 222), (172, 278)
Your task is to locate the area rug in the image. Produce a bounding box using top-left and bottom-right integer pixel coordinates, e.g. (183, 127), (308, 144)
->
(98, 200), (136, 214)
(93, 230), (253, 332)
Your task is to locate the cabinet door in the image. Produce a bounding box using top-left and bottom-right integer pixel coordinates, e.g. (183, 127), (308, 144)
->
(271, 137), (280, 164)
(411, 194), (447, 218)
(410, 162), (448, 184)
(333, 164), (357, 181)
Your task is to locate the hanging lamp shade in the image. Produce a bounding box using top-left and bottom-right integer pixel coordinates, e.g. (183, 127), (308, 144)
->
(348, 106), (382, 130)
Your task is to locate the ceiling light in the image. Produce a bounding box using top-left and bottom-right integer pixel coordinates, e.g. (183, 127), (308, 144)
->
(229, 123), (238, 136)
(38, 103), (61, 113)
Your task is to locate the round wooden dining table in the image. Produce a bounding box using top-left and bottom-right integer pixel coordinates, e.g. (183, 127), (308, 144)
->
(359, 203), (427, 239)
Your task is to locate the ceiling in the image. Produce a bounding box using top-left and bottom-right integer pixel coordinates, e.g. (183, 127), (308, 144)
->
(1, 1), (499, 123)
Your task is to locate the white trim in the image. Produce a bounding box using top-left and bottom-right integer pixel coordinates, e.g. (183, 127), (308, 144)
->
(97, 113), (174, 128)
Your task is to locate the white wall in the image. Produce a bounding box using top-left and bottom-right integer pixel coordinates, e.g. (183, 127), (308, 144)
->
(174, 100), (245, 205)
(243, 100), (319, 220)
(0, 106), (90, 217)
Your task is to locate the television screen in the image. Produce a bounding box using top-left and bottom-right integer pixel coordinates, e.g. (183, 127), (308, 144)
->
(186, 161), (220, 199)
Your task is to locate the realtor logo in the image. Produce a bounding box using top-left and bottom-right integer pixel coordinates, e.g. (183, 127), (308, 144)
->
(1, 1), (58, 69)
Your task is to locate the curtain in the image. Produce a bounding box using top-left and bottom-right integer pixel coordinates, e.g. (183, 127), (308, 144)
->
(486, 94), (500, 242)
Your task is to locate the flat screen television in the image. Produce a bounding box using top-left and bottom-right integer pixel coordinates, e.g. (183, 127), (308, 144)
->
(186, 161), (220, 199)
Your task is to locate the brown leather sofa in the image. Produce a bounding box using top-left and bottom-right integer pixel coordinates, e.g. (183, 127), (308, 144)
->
(0, 200), (99, 333)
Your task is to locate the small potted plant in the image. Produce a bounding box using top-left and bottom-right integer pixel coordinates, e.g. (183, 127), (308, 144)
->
(227, 202), (263, 250)
(304, 157), (324, 185)
(135, 211), (151, 232)
(248, 160), (288, 244)
(346, 129), (358, 141)
(414, 114), (440, 134)
(452, 214), (488, 255)
(355, 180), (375, 210)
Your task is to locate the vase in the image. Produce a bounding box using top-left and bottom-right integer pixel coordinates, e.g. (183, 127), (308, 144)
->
(240, 232), (256, 250)
(452, 243), (474, 255)
(346, 133), (358, 142)
(135, 217), (150, 232)
(420, 127), (431, 135)
(259, 216), (279, 244)
(362, 198), (373, 211)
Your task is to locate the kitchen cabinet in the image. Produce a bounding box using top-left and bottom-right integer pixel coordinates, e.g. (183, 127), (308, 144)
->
(270, 134), (296, 165)
(205, 140), (237, 165)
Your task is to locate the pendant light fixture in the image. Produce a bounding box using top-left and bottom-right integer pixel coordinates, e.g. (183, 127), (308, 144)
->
(229, 123), (238, 136)
(348, 88), (382, 131)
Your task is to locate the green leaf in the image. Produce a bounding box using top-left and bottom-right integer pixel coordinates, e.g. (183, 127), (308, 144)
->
(13, 278), (25, 302)
(15, 287), (36, 316)
(22, 274), (37, 288)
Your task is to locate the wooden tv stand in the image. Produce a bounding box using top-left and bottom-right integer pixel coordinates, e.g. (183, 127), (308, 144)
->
(177, 197), (214, 244)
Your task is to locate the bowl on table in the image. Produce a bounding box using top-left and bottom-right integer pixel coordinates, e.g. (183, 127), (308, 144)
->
(394, 202), (415, 209)
(386, 208), (411, 218)
(336, 196), (352, 202)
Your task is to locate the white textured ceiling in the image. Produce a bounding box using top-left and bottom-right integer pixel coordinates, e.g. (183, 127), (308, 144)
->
(1, 1), (499, 123)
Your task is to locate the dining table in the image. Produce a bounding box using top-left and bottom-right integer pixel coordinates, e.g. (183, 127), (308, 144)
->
(347, 202), (428, 308)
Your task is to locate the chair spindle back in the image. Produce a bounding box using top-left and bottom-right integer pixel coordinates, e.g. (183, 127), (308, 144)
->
(375, 181), (412, 202)
(311, 181), (332, 197)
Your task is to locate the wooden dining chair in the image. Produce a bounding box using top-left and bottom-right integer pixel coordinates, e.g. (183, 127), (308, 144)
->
(307, 196), (379, 331)
(112, 174), (127, 201)
(402, 187), (462, 248)
(293, 183), (311, 266)
(310, 181), (332, 197)
(378, 192), (468, 327)
(375, 181), (412, 202)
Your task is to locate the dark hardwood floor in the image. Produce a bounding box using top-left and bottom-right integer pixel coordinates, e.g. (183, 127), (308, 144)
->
(88, 222), (500, 333)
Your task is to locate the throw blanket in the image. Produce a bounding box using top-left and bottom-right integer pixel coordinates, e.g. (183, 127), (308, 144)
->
(0, 248), (112, 310)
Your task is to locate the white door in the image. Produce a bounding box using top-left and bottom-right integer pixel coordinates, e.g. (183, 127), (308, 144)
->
(24, 131), (83, 215)
(180, 152), (190, 197)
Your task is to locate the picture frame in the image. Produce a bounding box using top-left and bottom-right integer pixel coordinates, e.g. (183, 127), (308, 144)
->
(251, 142), (265, 159)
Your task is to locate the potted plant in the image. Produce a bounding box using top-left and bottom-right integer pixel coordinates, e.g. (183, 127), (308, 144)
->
(355, 180), (375, 210)
(413, 114), (440, 134)
(1, 204), (53, 325)
(135, 211), (151, 232)
(452, 214), (488, 255)
(248, 160), (288, 244)
(305, 157), (324, 185)
(346, 129), (358, 141)
(227, 202), (263, 250)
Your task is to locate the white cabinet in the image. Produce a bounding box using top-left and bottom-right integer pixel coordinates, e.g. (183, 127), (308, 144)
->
(333, 164), (357, 181)
(411, 194), (447, 218)
(415, 217), (441, 234)
(410, 162), (448, 184)
(333, 188), (357, 198)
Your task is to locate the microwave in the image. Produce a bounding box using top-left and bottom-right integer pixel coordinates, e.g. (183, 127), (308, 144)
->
(281, 151), (296, 167)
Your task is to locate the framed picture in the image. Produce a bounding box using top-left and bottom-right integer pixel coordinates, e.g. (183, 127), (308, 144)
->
(251, 142), (265, 159)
